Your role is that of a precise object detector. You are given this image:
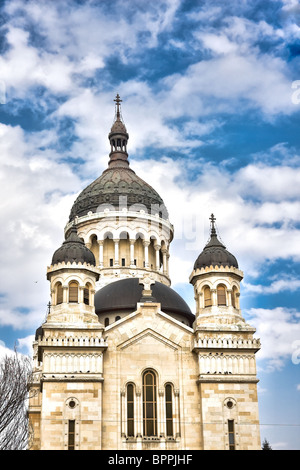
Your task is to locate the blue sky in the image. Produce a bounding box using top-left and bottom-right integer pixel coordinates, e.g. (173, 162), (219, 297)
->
(0, 0), (299, 450)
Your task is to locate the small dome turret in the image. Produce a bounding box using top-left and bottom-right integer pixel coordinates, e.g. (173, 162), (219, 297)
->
(51, 226), (96, 266)
(193, 214), (238, 270)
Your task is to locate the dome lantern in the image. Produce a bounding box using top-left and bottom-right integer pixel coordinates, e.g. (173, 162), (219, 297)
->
(108, 93), (129, 169)
(193, 214), (238, 270)
(190, 214), (244, 327)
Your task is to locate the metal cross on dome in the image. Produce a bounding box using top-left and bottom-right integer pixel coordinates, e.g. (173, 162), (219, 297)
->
(209, 213), (217, 236)
(114, 93), (122, 118)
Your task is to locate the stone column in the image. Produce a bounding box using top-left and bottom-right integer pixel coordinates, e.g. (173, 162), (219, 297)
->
(129, 239), (135, 267)
(63, 286), (68, 303)
(79, 286), (84, 303)
(211, 289), (217, 306)
(158, 389), (165, 437)
(143, 240), (150, 268)
(136, 389), (142, 437)
(227, 289), (232, 307)
(166, 251), (170, 277)
(50, 288), (55, 305)
(174, 389), (180, 437)
(114, 239), (120, 266)
(162, 249), (167, 275)
(98, 240), (104, 267)
(154, 244), (161, 271)
(121, 390), (126, 437)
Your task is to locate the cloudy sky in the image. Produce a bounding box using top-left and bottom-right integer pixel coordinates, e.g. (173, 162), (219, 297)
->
(0, 0), (299, 450)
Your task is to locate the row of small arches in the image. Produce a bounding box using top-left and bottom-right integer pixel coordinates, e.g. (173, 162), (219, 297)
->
(54, 281), (92, 306)
(203, 284), (239, 308)
(83, 229), (169, 247)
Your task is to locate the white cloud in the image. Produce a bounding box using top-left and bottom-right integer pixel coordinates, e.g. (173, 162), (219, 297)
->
(245, 307), (300, 370)
(132, 154), (300, 276)
(0, 123), (81, 329)
(162, 52), (294, 118)
(244, 278), (300, 294)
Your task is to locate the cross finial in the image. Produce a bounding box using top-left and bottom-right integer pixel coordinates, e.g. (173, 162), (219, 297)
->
(209, 213), (217, 236)
(114, 93), (122, 119)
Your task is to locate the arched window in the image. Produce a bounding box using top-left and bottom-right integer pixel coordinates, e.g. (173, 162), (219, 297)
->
(127, 383), (134, 437)
(231, 287), (237, 308)
(204, 286), (212, 307)
(115, 316), (121, 322)
(217, 284), (226, 306)
(165, 383), (173, 437)
(69, 282), (78, 303)
(83, 283), (91, 305)
(104, 317), (109, 327)
(143, 370), (157, 436)
(56, 282), (63, 305)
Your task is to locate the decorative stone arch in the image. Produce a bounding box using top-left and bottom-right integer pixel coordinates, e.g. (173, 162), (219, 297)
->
(212, 278), (232, 290)
(53, 280), (63, 305)
(68, 279), (79, 303)
(83, 281), (93, 306)
(202, 284), (213, 308)
(102, 229), (115, 240)
(117, 228), (135, 240)
(135, 230), (146, 240)
(216, 282), (227, 306)
(65, 273), (85, 287)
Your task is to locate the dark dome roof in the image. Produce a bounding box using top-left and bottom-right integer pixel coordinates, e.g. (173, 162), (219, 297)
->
(69, 95), (168, 222)
(69, 166), (168, 222)
(94, 278), (194, 325)
(51, 226), (96, 266)
(194, 233), (238, 270)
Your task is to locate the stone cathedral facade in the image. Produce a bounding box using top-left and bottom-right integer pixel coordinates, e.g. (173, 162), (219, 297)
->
(28, 96), (261, 450)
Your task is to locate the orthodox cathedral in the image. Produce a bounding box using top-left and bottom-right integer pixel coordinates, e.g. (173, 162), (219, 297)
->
(28, 95), (261, 450)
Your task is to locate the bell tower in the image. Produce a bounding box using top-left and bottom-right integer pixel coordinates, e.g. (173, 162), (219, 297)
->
(190, 215), (261, 450)
(190, 213), (244, 327)
(29, 226), (108, 450)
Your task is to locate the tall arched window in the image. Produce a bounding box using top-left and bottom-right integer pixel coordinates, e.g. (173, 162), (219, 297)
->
(231, 286), (237, 308)
(83, 283), (90, 305)
(69, 282), (78, 303)
(204, 286), (212, 307)
(56, 282), (63, 305)
(143, 370), (157, 436)
(127, 383), (134, 437)
(165, 383), (173, 437)
(217, 284), (226, 306)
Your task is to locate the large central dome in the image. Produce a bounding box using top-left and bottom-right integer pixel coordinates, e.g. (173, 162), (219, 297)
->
(69, 166), (168, 221)
(94, 278), (194, 326)
(69, 94), (168, 222)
